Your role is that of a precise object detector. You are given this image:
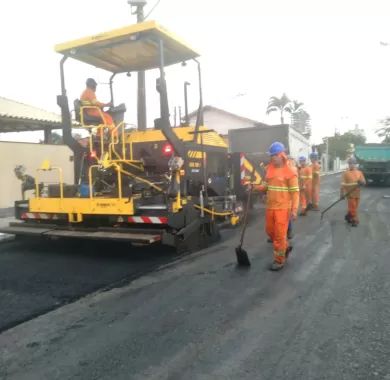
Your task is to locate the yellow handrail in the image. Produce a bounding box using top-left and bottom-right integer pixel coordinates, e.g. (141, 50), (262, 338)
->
(118, 166), (163, 192)
(80, 105), (107, 127)
(193, 204), (233, 217)
(88, 165), (100, 199)
(108, 122), (126, 161)
(114, 164), (122, 199)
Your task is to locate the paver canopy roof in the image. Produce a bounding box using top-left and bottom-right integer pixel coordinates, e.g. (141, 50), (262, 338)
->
(55, 21), (199, 73)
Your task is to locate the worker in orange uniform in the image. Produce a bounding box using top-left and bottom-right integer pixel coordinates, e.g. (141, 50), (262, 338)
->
(80, 78), (115, 134)
(341, 156), (366, 227)
(298, 156), (312, 216)
(252, 142), (299, 271)
(287, 156), (299, 239)
(310, 152), (321, 211)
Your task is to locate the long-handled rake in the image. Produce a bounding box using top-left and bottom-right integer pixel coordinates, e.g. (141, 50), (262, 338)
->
(320, 185), (360, 221)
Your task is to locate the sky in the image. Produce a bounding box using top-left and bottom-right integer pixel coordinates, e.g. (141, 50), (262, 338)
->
(1, 0), (390, 144)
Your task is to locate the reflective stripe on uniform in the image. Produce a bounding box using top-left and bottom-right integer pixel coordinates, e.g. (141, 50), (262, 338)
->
(288, 186), (300, 192)
(268, 185), (289, 192)
(300, 176), (312, 179)
(342, 182), (358, 186)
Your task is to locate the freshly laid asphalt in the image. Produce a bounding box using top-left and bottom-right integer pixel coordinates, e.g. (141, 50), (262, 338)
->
(0, 237), (179, 333)
(0, 174), (389, 380)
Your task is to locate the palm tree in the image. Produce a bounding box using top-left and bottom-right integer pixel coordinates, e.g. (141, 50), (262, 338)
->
(266, 93), (292, 124)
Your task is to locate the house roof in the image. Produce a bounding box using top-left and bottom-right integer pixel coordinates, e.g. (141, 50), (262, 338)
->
(0, 96), (67, 133)
(187, 105), (268, 127)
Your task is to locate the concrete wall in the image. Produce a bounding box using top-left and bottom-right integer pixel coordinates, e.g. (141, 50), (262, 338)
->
(189, 109), (255, 135)
(0, 142), (74, 210)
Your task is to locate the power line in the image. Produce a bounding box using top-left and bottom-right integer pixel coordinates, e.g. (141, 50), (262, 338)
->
(144, 0), (161, 20)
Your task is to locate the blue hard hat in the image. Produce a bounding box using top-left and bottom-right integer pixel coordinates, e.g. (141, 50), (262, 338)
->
(348, 156), (357, 165)
(268, 141), (285, 156)
(298, 155), (307, 161)
(310, 152), (318, 159)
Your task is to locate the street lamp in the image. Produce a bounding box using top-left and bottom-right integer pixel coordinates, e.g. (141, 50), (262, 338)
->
(127, 0), (147, 131)
(127, 0), (147, 13)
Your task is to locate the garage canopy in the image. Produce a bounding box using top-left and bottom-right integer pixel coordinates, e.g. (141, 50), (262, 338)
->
(0, 97), (62, 133)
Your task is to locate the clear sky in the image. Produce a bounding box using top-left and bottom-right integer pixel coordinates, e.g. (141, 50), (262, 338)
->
(1, 0), (390, 143)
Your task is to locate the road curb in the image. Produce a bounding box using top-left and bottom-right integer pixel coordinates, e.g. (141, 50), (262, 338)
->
(320, 170), (343, 177)
(0, 233), (15, 243)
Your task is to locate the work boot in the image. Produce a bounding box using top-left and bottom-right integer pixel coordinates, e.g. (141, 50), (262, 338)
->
(307, 203), (313, 210)
(351, 221), (358, 227)
(344, 213), (352, 223)
(285, 246), (293, 259)
(269, 261), (285, 271)
(300, 210), (307, 216)
(287, 230), (294, 239)
(312, 205), (320, 211)
(267, 238), (273, 243)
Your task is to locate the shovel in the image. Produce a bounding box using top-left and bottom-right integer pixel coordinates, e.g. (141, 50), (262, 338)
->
(235, 184), (253, 267)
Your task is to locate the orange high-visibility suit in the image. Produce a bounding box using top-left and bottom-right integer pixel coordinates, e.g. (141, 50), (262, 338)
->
(80, 88), (115, 136)
(299, 165), (312, 213)
(255, 158), (299, 265)
(341, 169), (366, 224)
(311, 161), (321, 209)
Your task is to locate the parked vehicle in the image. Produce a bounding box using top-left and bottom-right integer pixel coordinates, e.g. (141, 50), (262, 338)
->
(355, 144), (390, 185)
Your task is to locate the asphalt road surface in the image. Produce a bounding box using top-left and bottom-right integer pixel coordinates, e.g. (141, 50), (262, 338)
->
(0, 236), (181, 333)
(1, 174), (389, 380)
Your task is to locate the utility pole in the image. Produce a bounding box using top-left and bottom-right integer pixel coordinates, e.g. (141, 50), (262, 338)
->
(184, 81), (190, 126)
(324, 137), (329, 172)
(128, 0), (147, 131)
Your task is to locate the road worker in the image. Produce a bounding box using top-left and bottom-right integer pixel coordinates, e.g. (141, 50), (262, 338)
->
(341, 157), (366, 227)
(310, 152), (321, 210)
(298, 156), (312, 216)
(287, 156), (299, 239)
(80, 78), (115, 138)
(252, 142), (299, 271)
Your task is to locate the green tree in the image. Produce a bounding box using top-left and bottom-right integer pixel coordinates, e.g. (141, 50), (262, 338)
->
(266, 93), (292, 124)
(39, 131), (62, 144)
(317, 131), (366, 161)
(376, 117), (390, 143)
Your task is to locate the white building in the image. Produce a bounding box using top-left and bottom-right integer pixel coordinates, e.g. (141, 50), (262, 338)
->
(187, 105), (268, 136)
